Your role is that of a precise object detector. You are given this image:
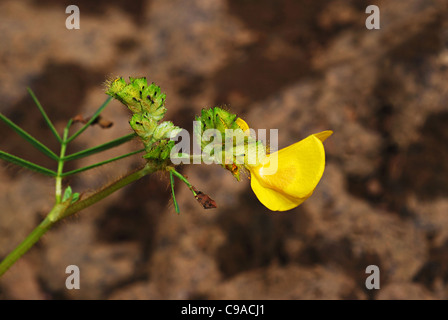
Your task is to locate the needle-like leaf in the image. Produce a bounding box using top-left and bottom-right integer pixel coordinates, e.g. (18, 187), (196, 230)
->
(169, 171), (180, 214)
(27, 88), (62, 143)
(0, 113), (59, 161)
(62, 133), (136, 162)
(66, 96), (113, 143)
(0, 150), (57, 176)
(60, 148), (144, 177)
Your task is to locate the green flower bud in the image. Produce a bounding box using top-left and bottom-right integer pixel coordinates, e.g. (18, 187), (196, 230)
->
(213, 107), (238, 132)
(143, 140), (175, 161)
(117, 85), (143, 113)
(153, 121), (182, 140)
(105, 77), (127, 98)
(161, 140), (175, 160)
(140, 83), (167, 121)
(106, 76), (182, 165)
(129, 113), (157, 142)
(195, 107), (266, 181)
(129, 76), (148, 92)
(105, 77), (167, 120)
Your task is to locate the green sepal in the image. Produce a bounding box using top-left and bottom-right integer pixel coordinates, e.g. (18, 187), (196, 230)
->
(105, 77), (127, 98)
(129, 113), (157, 142)
(143, 140), (175, 161)
(140, 83), (167, 121)
(106, 76), (184, 164)
(106, 77), (143, 113)
(195, 106), (267, 181)
(62, 186), (80, 204)
(117, 85), (143, 113)
(153, 121), (182, 140)
(106, 77), (167, 121)
(213, 107), (238, 132)
(129, 76), (148, 92)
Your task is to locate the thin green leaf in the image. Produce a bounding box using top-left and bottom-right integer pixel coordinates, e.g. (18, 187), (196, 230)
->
(63, 133), (136, 162)
(66, 96), (113, 143)
(60, 148), (144, 177)
(0, 113), (59, 161)
(71, 192), (80, 204)
(63, 119), (73, 141)
(170, 171), (180, 214)
(55, 119), (73, 204)
(0, 150), (57, 176)
(169, 168), (217, 209)
(27, 88), (62, 143)
(62, 186), (79, 204)
(170, 168), (197, 196)
(62, 186), (73, 202)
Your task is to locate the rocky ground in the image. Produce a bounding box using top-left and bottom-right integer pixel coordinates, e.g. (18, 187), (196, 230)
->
(0, 0), (447, 299)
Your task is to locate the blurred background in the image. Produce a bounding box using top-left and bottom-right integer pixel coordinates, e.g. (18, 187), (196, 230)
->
(0, 0), (447, 299)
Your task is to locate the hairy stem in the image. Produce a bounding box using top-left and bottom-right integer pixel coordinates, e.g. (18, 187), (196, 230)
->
(0, 202), (69, 277)
(55, 120), (72, 203)
(0, 160), (159, 277)
(62, 161), (158, 218)
(170, 168), (198, 197)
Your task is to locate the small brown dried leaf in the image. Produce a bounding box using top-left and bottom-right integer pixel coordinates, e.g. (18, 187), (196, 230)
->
(72, 114), (86, 124)
(96, 117), (114, 129)
(192, 186), (217, 209)
(71, 115), (113, 128)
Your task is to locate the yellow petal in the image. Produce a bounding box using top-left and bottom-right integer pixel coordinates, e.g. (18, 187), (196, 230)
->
(250, 172), (310, 211)
(236, 117), (250, 132)
(250, 131), (332, 211)
(313, 130), (333, 142)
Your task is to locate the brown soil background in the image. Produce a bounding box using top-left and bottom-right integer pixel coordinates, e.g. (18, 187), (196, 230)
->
(0, 0), (448, 300)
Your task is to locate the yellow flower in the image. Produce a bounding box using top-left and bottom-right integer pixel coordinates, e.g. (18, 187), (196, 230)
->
(239, 120), (332, 211)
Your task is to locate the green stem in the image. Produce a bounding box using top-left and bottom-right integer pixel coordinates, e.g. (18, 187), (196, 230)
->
(170, 168), (198, 197)
(61, 161), (158, 219)
(169, 171), (180, 214)
(0, 202), (69, 277)
(55, 120), (72, 203)
(170, 154), (214, 163)
(0, 219), (52, 277)
(0, 161), (160, 277)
